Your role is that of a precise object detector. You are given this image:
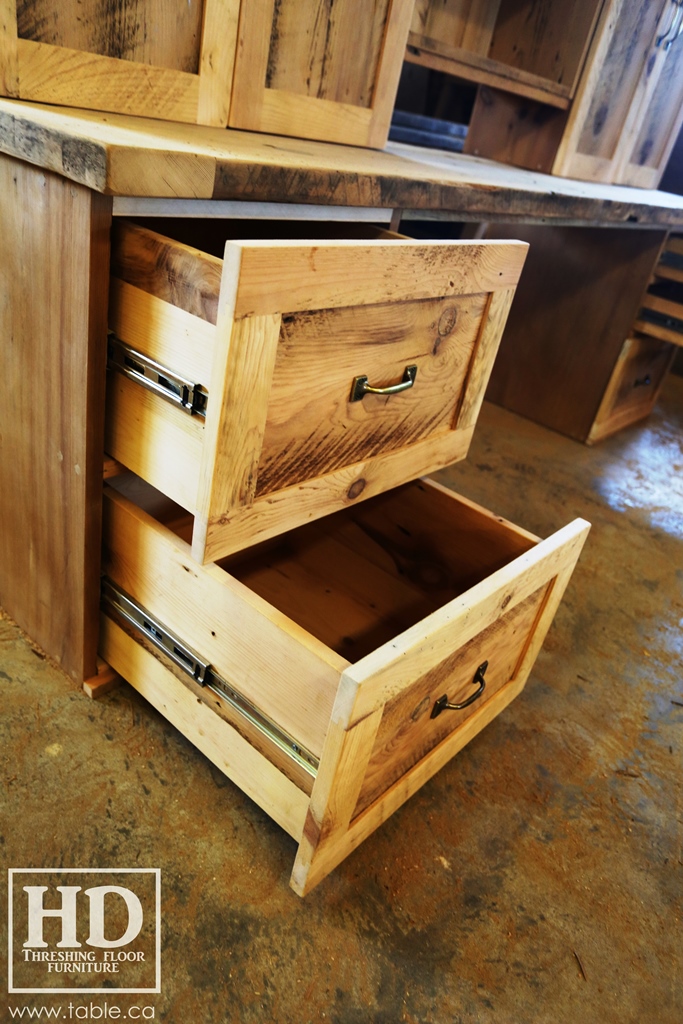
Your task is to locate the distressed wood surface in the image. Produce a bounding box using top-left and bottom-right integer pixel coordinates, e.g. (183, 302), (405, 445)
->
(410, 0), (501, 57)
(405, 36), (572, 108)
(229, 0), (412, 147)
(587, 335), (677, 444)
(102, 487), (345, 757)
(354, 583), (549, 813)
(253, 293), (487, 496)
(0, 153), (111, 681)
(488, 0), (602, 93)
(3, 0), (238, 125)
(16, 0), (204, 72)
(484, 224), (667, 441)
(3, 98), (683, 224)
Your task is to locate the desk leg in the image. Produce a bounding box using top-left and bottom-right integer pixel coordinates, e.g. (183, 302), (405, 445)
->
(0, 155), (112, 681)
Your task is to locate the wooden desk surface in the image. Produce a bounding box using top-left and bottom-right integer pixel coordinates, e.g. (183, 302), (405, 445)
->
(3, 98), (683, 227)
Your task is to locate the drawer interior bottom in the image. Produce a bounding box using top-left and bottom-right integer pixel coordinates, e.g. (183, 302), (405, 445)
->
(108, 472), (538, 662)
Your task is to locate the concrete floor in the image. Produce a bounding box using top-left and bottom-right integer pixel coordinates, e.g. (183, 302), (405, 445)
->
(2, 375), (682, 1023)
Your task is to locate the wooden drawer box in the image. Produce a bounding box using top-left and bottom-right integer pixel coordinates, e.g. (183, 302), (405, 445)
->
(99, 474), (589, 895)
(588, 333), (677, 445)
(106, 220), (527, 564)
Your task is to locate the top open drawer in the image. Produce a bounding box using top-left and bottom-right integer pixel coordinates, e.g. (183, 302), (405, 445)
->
(106, 220), (528, 563)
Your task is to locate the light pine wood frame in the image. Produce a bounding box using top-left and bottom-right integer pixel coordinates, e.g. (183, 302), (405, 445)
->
(99, 479), (590, 895)
(0, 0), (239, 126)
(228, 0), (416, 147)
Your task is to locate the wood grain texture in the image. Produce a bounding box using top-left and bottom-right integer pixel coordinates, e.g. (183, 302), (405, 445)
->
(410, 0), (502, 56)
(197, 0), (240, 127)
(0, 154), (111, 680)
(405, 37), (571, 108)
(489, 0), (603, 92)
(354, 583), (548, 813)
(587, 334), (676, 443)
(464, 86), (569, 173)
(620, 21), (683, 190)
(104, 372), (204, 514)
(111, 220), (222, 324)
(484, 224), (666, 441)
(100, 614), (310, 840)
(4, 100), (683, 227)
(229, 0), (412, 147)
(0, 0), (19, 95)
(290, 487), (589, 894)
(16, 39), (201, 121)
(102, 487), (345, 757)
(16, 0), (204, 72)
(229, 239), (528, 317)
(254, 293), (488, 496)
(109, 278), (217, 384)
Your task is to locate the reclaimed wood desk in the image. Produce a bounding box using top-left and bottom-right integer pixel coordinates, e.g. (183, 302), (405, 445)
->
(2, 98), (683, 687)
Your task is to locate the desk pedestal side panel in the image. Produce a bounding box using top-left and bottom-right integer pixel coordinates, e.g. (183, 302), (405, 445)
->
(0, 153), (111, 680)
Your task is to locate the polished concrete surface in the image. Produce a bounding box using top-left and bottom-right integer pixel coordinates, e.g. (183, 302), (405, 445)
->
(2, 375), (682, 1023)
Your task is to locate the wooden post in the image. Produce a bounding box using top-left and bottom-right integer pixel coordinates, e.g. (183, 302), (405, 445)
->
(0, 154), (112, 681)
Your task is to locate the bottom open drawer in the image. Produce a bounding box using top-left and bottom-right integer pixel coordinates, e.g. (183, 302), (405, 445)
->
(100, 476), (589, 896)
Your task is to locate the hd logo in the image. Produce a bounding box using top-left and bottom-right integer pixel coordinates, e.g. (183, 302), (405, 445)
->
(8, 869), (161, 994)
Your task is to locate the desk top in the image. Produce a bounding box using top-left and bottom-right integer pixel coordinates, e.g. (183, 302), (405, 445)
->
(3, 98), (683, 227)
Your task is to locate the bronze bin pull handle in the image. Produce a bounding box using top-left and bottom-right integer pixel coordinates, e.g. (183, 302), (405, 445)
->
(430, 661), (488, 718)
(350, 364), (418, 403)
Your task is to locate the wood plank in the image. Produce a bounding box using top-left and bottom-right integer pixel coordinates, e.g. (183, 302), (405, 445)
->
(17, 39), (201, 123)
(197, 0), (241, 127)
(354, 583), (548, 813)
(464, 86), (569, 173)
(291, 706), (383, 894)
(366, 0), (417, 149)
(83, 657), (121, 700)
(100, 614), (310, 841)
(254, 292), (488, 497)
(103, 487), (346, 757)
(454, 286), (513, 431)
(342, 516), (590, 723)
(587, 335), (677, 443)
(111, 220), (222, 324)
(3, 99), (683, 226)
(109, 279), (217, 384)
(0, 154), (111, 681)
(410, 0), (502, 57)
(265, 0), (390, 107)
(104, 373), (204, 514)
(16, 0), (203, 73)
(247, 88), (375, 149)
(230, 239), (528, 317)
(405, 35), (572, 109)
(488, 0), (603, 95)
(0, 0), (18, 96)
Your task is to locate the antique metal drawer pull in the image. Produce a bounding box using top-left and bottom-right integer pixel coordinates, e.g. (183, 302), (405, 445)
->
(430, 661), (488, 718)
(350, 364), (417, 402)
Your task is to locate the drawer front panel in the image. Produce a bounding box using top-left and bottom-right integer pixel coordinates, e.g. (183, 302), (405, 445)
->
(254, 293), (489, 496)
(589, 334), (676, 444)
(354, 583), (549, 815)
(107, 223), (528, 560)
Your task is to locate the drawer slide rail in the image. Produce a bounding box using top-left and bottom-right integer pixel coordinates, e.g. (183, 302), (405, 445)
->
(101, 578), (319, 778)
(107, 334), (208, 417)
